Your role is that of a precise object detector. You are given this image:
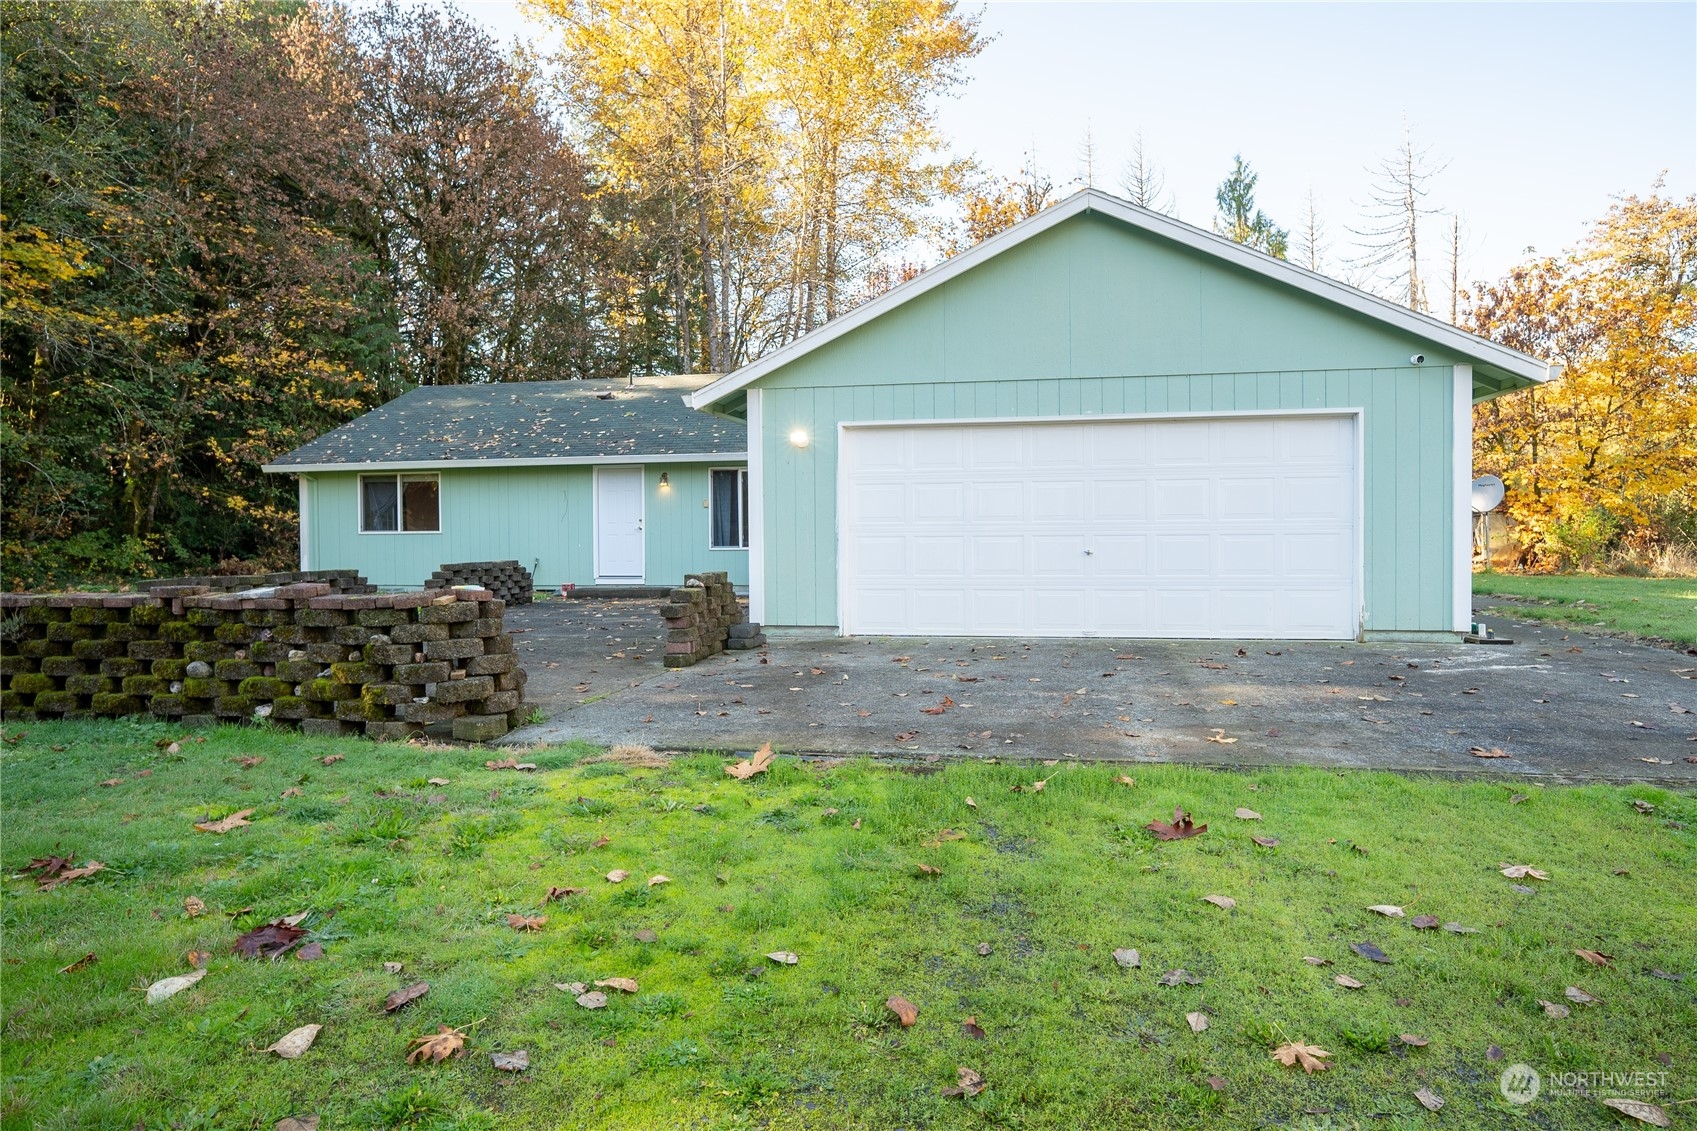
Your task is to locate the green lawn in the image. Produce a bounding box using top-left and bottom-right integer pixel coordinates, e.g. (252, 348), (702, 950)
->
(3, 722), (1694, 1130)
(1474, 571), (1697, 646)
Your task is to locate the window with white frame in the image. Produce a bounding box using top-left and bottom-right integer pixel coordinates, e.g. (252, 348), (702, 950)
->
(709, 467), (748, 549)
(360, 473), (440, 533)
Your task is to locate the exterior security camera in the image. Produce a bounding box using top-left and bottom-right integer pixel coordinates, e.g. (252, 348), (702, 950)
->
(1410, 353), (1426, 365)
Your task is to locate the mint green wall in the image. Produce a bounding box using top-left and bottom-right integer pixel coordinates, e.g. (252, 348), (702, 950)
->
(301, 464), (746, 589)
(753, 212), (1463, 632)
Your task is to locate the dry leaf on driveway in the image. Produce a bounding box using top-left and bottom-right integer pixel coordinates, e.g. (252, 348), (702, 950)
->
(1205, 729), (1237, 744)
(1500, 865), (1549, 880)
(1270, 1040), (1331, 1073)
(384, 982), (430, 1012)
(491, 1050), (530, 1072)
(1234, 807), (1262, 820)
(263, 1024), (322, 1059)
(1112, 948), (1140, 969)
(1367, 905), (1405, 918)
(725, 742), (775, 780)
(194, 809), (254, 834)
(941, 1066), (987, 1097)
(1185, 1011), (1209, 1032)
(1146, 807), (1206, 840)
(406, 1025), (467, 1064)
(1200, 894), (1236, 909)
(1469, 746), (1511, 759)
(886, 995), (919, 1026)
(1575, 948), (1614, 967)
(1601, 1098), (1672, 1127)
(145, 967), (207, 1004)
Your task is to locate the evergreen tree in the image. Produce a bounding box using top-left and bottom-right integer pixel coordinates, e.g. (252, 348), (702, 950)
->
(1214, 154), (1288, 259)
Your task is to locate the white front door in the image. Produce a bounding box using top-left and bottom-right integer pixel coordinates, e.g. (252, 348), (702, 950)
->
(838, 414), (1359, 639)
(595, 466), (645, 581)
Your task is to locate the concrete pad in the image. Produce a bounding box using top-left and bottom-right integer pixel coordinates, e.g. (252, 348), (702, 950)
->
(504, 597), (1697, 784)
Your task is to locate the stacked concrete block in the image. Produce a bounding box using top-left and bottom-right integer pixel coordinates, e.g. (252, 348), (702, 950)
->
(1, 584), (528, 743)
(659, 571), (752, 668)
(138, 569), (373, 595)
(424, 560), (534, 605)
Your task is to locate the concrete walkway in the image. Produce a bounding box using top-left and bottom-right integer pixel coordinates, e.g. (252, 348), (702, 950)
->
(503, 596), (1697, 784)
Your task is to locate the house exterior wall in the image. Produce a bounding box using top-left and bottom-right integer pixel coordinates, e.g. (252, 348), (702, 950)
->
(750, 213), (1465, 633)
(300, 463), (747, 590)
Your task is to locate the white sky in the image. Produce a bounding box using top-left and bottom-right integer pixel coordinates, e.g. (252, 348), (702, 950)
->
(453, 0), (1694, 286)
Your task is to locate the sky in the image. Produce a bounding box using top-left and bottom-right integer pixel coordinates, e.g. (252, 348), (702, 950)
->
(459, 1), (1693, 287)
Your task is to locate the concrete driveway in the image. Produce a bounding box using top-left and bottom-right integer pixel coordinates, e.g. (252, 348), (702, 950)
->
(504, 596), (1697, 783)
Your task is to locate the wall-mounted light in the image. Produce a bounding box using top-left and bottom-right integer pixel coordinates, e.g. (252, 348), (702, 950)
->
(789, 428), (810, 448)
(658, 472), (670, 490)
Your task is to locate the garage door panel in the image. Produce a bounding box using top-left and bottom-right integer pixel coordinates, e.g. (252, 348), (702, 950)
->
(839, 415), (1357, 640)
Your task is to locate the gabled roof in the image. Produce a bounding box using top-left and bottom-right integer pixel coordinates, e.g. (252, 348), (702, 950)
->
(265, 376), (745, 474)
(688, 188), (1553, 412)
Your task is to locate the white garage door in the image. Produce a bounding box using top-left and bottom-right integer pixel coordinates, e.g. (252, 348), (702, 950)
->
(838, 414), (1358, 639)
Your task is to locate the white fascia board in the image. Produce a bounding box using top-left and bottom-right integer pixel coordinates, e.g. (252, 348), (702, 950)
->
(687, 188), (1550, 411)
(262, 451), (748, 475)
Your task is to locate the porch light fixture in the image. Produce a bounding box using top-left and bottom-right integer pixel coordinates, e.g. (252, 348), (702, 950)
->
(658, 472), (670, 490)
(789, 428), (810, 448)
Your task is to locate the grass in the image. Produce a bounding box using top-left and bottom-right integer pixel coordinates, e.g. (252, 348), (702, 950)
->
(2, 721), (1694, 1130)
(1473, 571), (1697, 646)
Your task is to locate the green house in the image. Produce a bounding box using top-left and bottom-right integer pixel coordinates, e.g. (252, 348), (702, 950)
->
(265, 376), (748, 590)
(685, 189), (1552, 642)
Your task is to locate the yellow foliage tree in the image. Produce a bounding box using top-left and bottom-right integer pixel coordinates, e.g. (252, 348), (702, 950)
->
(1468, 187), (1697, 569)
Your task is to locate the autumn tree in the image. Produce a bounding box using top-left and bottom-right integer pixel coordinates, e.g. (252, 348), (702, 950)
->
(1214, 155), (1287, 258)
(950, 150), (1057, 250)
(1469, 186), (1697, 568)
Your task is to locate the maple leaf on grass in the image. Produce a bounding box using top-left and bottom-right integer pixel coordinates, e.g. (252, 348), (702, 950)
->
(1574, 948), (1614, 967)
(1270, 1040), (1332, 1074)
(725, 742), (775, 780)
(506, 914), (546, 931)
(941, 1066), (986, 1098)
(194, 809), (255, 834)
(233, 921), (309, 960)
(406, 1024), (468, 1065)
(1146, 807), (1206, 841)
(1500, 864), (1549, 880)
(384, 982), (430, 1012)
(34, 859), (105, 892)
(595, 977), (638, 993)
(545, 886), (583, 902)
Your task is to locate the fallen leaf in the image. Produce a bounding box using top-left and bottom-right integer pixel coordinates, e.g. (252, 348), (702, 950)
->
(295, 942), (325, 961)
(554, 982), (587, 994)
(384, 982), (430, 1012)
(886, 995), (918, 1026)
(1201, 894), (1236, 910)
(1302, 956), (1332, 966)
(320, 755), (343, 766)
(1367, 905), (1405, 918)
(232, 921), (308, 960)
(592, 835), (611, 849)
(1564, 985), (1600, 1005)
(606, 870), (628, 883)
(941, 1065), (987, 1098)
(915, 863), (943, 876)
(1399, 1034), (1430, 1047)
(383, 962), (404, 974)
(194, 809), (255, 834)
(1410, 915), (1440, 929)
(1335, 973), (1366, 989)
(1158, 969), (1202, 986)
(1270, 1040), (1331, 1074)
(1115, 775), (1136, 786)
(428, 777), (450, 786)
(1500, 865), (1549, 880)
(1538, 999), (1571, 1019)
(264, 1024), (322, 1059)
(1600, 1098), (1671, 1127)
(1186, 1011), (1209, 1033)
(1206, 1075), (1227, 1091)
(1414, 1086), (1445, 1112)
(545, 886), (583, 902)
(491, 1049), (530, 1072)
(405, 1024), (467, 1064)
(1575, 948), (1614, 967)
(961, 1016), (986, 1040)
(1469, 746), (1511, 759)
(647, 874), (670, 887)
(1443, 922), (1479, 934)
(575, 990), (607, 1009)
(725, 742), (776, 780)
(1631, 799), (1656, 814)
(1508, 793), (1528, 804)
(964, 796), (977, 808)
(186, 949), (210, 968)
(1146, 807), (1207, 840)
(183, 896), (206, 919)
(766, 951), (799, 965)
(1352, 941), (1392, 964)
(595, 977), (638, 993)
(58, 953), (97, 974)
(1487, 1044), (1505, 1061)
(274, 1117), (320, 1131)
(232, 756), (264, 769)
(146, 967), (207, 1004)
(634, 929), (658, 943)
(1205, 729), (1238, 745)
(506, 914), (546, 932)
(280, 787), (303, 799)
(98, 778), (122, 787)
(976, 942), (992, 957)
(1234, 807), (1262, 820)
(1112, 947), (1140, 969)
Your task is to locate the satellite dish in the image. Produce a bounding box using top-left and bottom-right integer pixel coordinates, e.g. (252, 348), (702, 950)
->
(1471, 475), (1505, 514)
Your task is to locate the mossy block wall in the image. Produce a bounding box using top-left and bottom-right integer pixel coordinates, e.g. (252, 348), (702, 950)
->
(1, 583), (528, 742)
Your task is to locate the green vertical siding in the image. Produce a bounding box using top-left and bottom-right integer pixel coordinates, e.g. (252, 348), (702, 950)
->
(751, 212), (1464, 632)
(302, 463), (745, 589)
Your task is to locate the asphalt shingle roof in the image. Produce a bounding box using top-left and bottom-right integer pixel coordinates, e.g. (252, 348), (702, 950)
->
(265, 376), (743, 470)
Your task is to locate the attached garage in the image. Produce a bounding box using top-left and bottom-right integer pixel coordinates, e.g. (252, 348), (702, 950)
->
(688, 189), (1552, 642)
